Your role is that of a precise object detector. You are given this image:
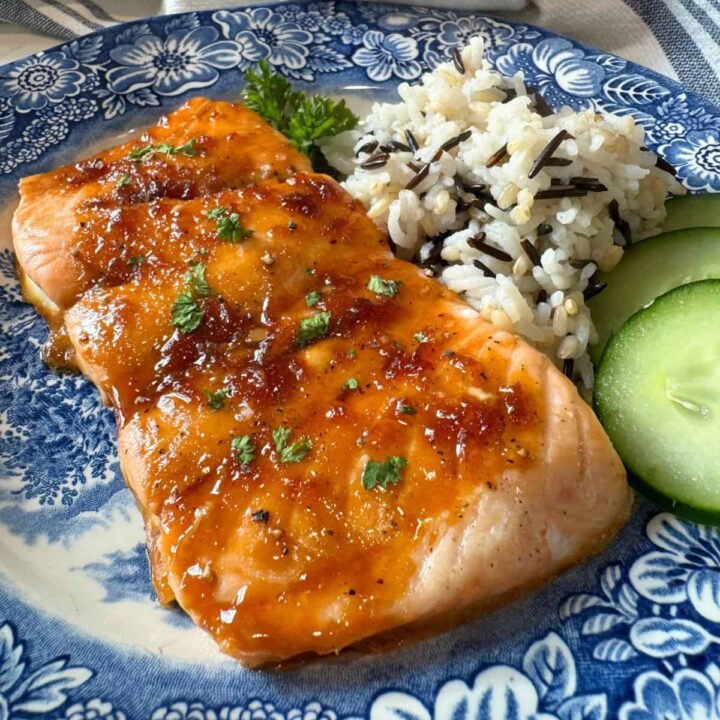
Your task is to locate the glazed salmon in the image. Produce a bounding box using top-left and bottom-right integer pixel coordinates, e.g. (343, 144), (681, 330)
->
(45, 171), (630, 666)
(12, 98), (310, 316)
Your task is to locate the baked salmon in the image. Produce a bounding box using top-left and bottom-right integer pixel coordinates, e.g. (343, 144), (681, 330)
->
(13, 104), (630, 667)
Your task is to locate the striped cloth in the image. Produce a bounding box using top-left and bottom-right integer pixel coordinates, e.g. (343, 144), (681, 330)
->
(0, 0), (717, 105)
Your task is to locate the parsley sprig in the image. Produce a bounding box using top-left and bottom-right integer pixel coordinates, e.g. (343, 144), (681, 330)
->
(232, 435), (255, 466)
(204, 387), (229, 410)
(242, 60), (358, 165)
(367, 275), (402, 298)
(296, 311), (331, 347)
(183, 262), (213, 297)
(128, 138), (196, 162)
(171, 262), (214, 333)
(208, 206), (253, 243)
(172, 293), (203, 334)
(273, 426), (312, 464)
(362, 456), (408, 491)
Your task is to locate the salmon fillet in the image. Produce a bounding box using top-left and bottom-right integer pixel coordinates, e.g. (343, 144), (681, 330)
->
(13, 104), (630, 667)
(12, 98), (310, 315)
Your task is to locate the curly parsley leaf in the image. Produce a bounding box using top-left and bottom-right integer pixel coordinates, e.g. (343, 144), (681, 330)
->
(128, 254), (145, 268)
(242, 60), (358, 165)
(305, 290), (322, 307)
(296, 311), (331, 347)
(243, 60), (302, 133)
(288, 95), (358, 161)
(344, 377), (359, 390)
(204, 387), (229, 410)
(208, 206), (253, 243)
(414, 331), (428, 343)
(232, 435), (255, 466)
(172, 292), (203, 333)
(273, 426), (312, 464)
(362, 456), (408, 491)
(183, 262), (213, 297)
(367, 275), (402, 298)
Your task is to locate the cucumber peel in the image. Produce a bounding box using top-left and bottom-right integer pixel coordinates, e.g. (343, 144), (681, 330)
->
(589, 227), (720, 362)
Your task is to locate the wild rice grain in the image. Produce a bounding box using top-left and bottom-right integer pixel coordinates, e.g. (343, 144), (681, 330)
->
(360, 153), (390, 170)
(405, 129), (419, 153)
(472, 259), (496, 278)
(562, 358), (574, 378)
(356, 140), (378, 157)
(389, 140), (412, 153)
(608, 199), (632, 245)
(583, 281), (608, 300)
(535, 187), (588, 200)
(406, 162), (430, 190)
(655, 156), (677, 176)
(537, 224), (553, 235)
(466, 232), (486, 249)
(471, 238), (513, 262)
(441, 129), (472, 153)
(528, 130), (574, 179)
(486, 143), (508, 168)
(451, 47), (466, 74)
(529, 89), (553, 117)
(521, 239), (542, 266)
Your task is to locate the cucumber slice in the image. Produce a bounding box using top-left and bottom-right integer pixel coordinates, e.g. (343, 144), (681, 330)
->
(662, 194), (720, 232)
(588, 227), (720, 362)
(594, 280), (720, 524)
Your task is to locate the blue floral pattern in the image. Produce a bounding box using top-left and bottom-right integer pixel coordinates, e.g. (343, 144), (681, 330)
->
(352, 32), (421, 82)
(0, 52), (85, 113)
(3, 3), (720, 719)
(107, 25), (240, 97)
(0, 622), (92, 718)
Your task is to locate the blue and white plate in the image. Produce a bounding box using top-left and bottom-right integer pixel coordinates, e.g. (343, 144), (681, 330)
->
(1, 4), (720, 718)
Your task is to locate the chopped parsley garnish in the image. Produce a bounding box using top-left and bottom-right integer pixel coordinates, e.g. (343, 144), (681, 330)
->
(414, 331), (428, 343)
(273, 426), (312, 464)
(398, 403), (416, 415)
(367, 275), (402, 298)
(128, 138), (196, 161)
(171, 292), (203, 334)
(172, 262), (214, 333)
(172, 139), (197, 156)
(128, 254), (145, 268)
(204, 387), (229, 410)
(183, 262), (213, 297)
(296, 311), (331, 347)
(242, 60), (358, 165)
(232, 435), (255, 466)
(207, 206), (253, 243)
(305, 267), (316, 276)
(116, 172), (131, 188)
(362, 456), (408, 491)
(347, 348), (357, 359)
(344, 378), (359, 390)
(305, 290), (322, 307)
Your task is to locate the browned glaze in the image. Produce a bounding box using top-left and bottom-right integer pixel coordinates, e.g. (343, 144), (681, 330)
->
(62, 173), (544, 662)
